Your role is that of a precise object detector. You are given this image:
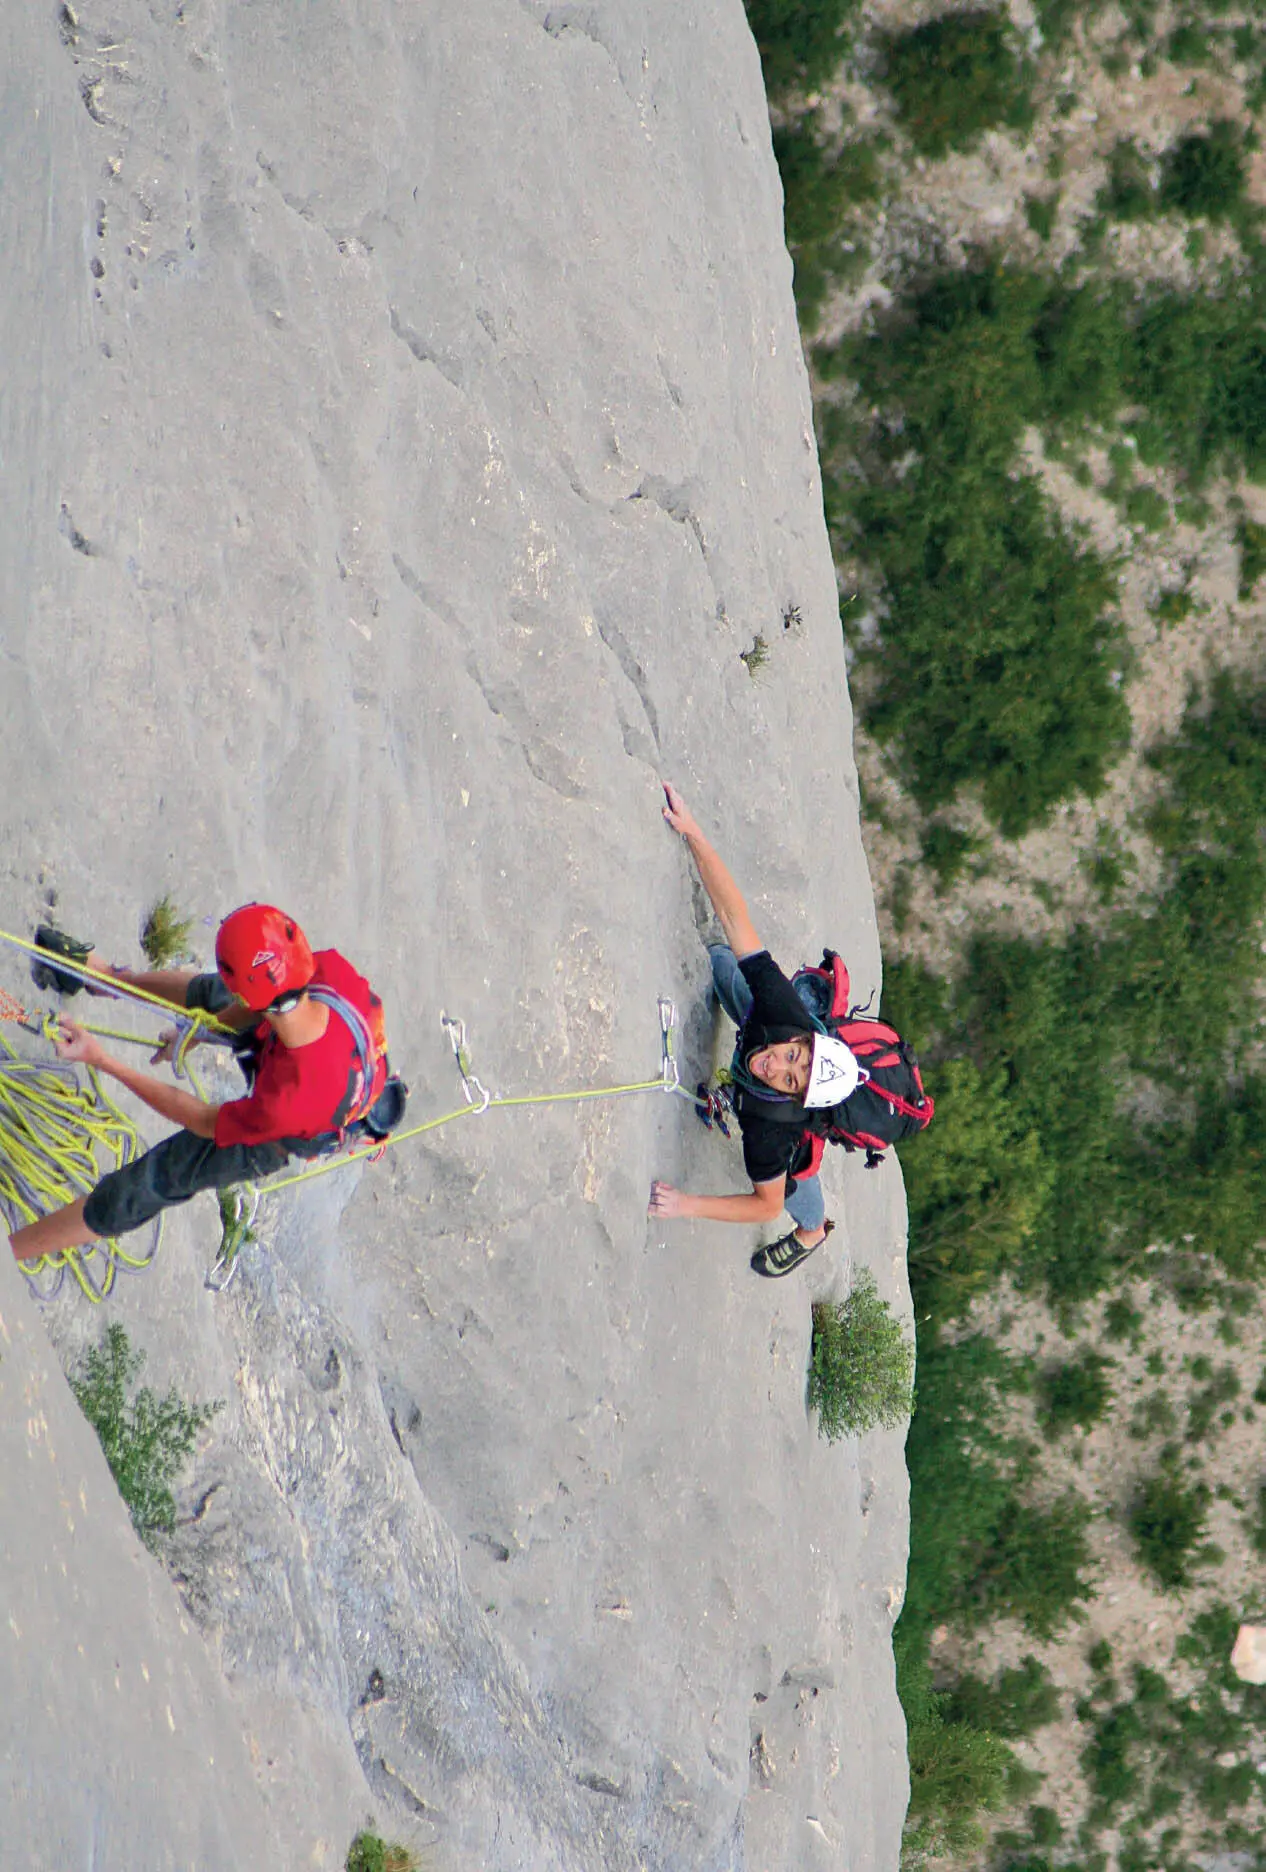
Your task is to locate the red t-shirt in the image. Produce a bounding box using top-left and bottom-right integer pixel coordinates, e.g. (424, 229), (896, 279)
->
(214, 950), (382, 1150)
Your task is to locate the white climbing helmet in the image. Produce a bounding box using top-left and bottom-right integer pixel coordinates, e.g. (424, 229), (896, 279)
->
(804, 1033), (863, 1109)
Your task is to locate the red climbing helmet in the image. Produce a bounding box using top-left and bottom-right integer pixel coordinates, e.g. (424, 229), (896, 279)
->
(215, 903), (315, 1012)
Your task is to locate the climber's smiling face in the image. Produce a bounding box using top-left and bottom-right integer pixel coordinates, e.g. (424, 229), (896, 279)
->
(746, 1035), (813, 1099)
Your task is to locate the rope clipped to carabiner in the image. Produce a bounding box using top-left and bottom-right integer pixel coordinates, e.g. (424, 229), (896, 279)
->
(441, 1013), (491, 1113)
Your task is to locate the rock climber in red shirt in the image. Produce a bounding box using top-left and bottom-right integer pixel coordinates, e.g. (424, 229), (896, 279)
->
(9, 904), (400, 1263)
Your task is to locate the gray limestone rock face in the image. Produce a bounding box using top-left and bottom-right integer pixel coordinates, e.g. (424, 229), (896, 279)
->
(0, 1), (910, 1867)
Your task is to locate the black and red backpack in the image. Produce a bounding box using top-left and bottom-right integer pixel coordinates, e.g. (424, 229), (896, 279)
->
(729, 949), (934, 1175)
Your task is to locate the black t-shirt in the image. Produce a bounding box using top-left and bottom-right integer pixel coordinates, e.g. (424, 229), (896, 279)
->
(735, 951), (816, 1188)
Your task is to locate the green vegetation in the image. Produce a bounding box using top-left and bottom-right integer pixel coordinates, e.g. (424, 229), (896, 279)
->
(1129, 1388), (1178, 1440)
(941, 1655), (1062, 1739)
(1160, 121), (1250, 222)
(807, 1269), (913, 1439)
(773, 113), (878, 327)
(1079, 1608), (1266, 1827)
(1128, 1466), (1212, 1588)
(1245, 1482), (1266, 1558)
(903, 1648), (1017, 1859)
(1036, 1351), (1115, 1437)
(819, 260), (1266, 833)
(820, 268), (1128, 836)
(739, 631), (772, 676)
(750, 7), (1266, 1863)
(742, 0), (859, 96)
(884, 669), (1266, 1312)
(1024, 194), (1058, 242)
(140, 893), (195, 968)
(921, 822), (981, 891)
(1237, 512), (1266, 598)
(877, 11), (1034, 158)
(345, 1835), (418, 1872)
(1100, 123), (1250, 227)
(69, 1323), (219, 1550)
(901, 1333), (1094, 1649)
(1187, 1362), (1241, 1441)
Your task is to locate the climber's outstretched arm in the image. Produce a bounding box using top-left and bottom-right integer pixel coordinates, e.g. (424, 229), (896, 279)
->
(660, 782), (762, 960)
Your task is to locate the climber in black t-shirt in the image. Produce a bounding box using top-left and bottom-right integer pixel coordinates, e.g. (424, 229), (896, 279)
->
(648, 783), (860, 1278)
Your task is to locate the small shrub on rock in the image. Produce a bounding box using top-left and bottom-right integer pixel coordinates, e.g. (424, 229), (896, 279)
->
(140, 893), (196, 968)
(808, 1269), (913, 1440)
(69, 1323), (219, 1550)
(346, 1835), (418, 1872)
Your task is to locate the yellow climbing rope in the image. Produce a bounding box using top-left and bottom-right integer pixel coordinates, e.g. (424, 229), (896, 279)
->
(0, 991), (162, 1303)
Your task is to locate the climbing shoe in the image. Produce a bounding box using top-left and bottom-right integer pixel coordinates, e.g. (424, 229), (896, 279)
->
(206, 1184), (260, 1292)
(750, 1218), (835, 1280)
(29, 925), (93, 996)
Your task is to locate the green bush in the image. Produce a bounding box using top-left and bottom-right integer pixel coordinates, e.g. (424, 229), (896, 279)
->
(1037, 1351), (1115, 1436)
(1102, 1296), (1143, 1346)
(1124, 482), (1170, 531)
(742, 0), (858, 95)
(1100, 138), (1157, 220)
(1033, 0), (1080, 49)
(943, 1655), (1063, 1739)
(1236, 514), (1266, 598)
(345, 1835), (417, 1872)
(140, 893), (195, 968)
(1159, 120), (1248, 221)
(69, 1324), (219, 1550)
(1024, 194), (1058, 241)
(877, 10), (1034, 158)
(807, 1270), (913, 1439)
(1186, 1363), (1240, 1441)
(921, 821), (981, 890)
(1096, 122), (1248, 227)
(1128, 1468), (1212, 1588)
(900, 1640), (1018, 1858)
(1128, 287), (1266, 482)
(1129, 1390), (1178, 1440)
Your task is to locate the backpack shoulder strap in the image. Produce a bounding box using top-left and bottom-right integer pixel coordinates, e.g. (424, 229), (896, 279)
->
(821, 949), (853, 1023)
(307, 984), (379, 1122)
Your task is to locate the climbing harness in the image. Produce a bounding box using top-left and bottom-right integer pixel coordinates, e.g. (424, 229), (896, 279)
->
(1, 926), (698, 1299)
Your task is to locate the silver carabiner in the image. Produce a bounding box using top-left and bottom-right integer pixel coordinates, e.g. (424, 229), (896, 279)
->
(441, 1012), (491, 1114)
(657, 996), (679, 1092)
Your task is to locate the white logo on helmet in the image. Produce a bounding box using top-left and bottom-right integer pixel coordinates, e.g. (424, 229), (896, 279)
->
(804, 1035), (863, 1109)
(251, 948), (279, 978)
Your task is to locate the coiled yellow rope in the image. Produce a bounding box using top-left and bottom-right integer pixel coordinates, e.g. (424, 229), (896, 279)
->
(0, 1005), (161, 1303)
